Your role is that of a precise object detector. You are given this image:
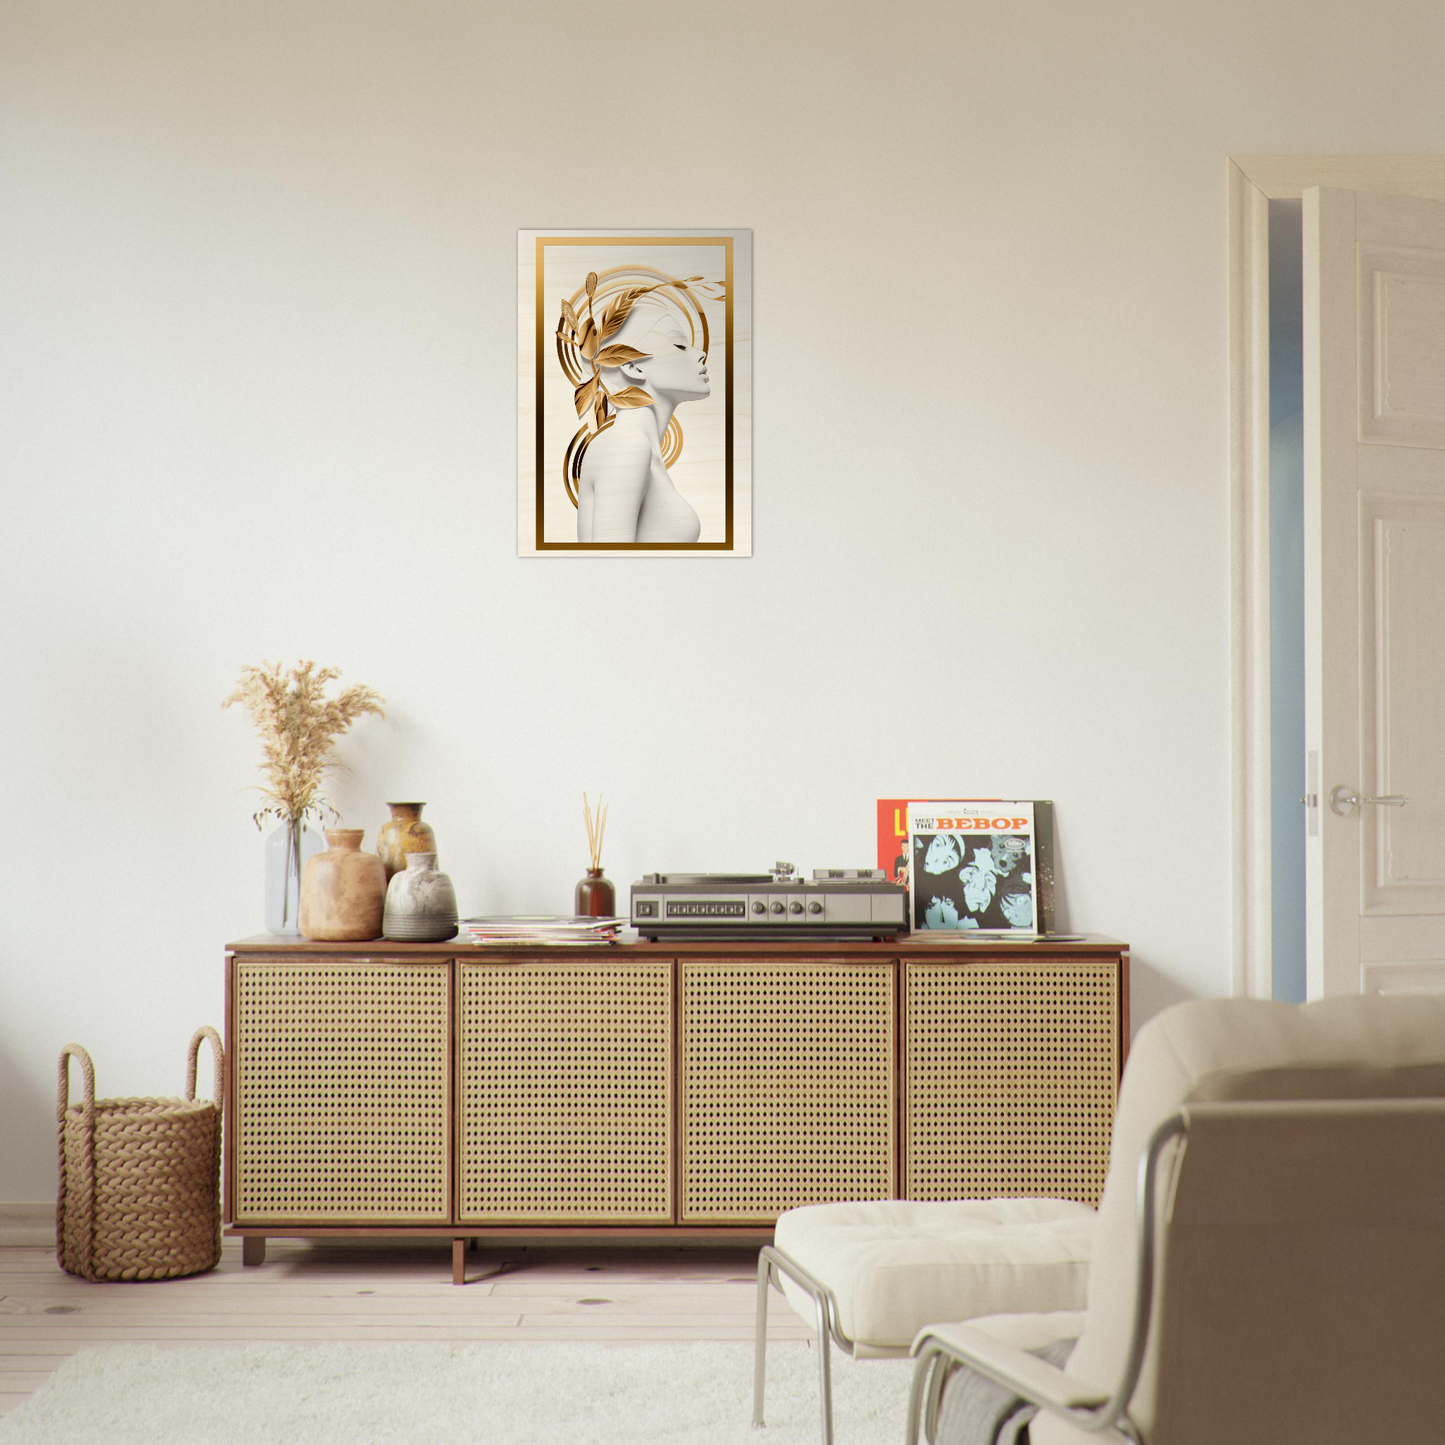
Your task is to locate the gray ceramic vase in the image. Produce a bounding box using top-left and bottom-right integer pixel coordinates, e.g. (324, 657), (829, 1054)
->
(382, 852), (459, 942)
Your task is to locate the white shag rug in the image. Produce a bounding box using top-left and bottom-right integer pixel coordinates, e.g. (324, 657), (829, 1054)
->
(0, 1341), (914, 1444)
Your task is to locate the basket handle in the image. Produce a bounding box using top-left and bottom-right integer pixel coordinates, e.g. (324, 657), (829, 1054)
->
(56, 1043), (98, 1277)
(57, 1043), (95, 1125)
(185, 1026), (225, 1108)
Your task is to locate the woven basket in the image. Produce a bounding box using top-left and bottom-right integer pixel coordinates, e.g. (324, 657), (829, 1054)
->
(57, 1027), (224, 1282)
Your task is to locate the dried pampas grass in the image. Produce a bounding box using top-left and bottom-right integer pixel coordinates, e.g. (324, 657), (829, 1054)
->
(223, 660), (385, 828)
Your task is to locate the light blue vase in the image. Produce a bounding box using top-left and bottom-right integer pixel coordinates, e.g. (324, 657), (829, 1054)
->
(263, 820), (324, 934)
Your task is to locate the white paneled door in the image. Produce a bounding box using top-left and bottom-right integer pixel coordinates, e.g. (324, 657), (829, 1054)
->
(1305, 187), (1445, 996)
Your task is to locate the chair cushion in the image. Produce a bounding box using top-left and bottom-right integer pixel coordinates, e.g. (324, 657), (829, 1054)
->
(772, 1198), (1096, 1354)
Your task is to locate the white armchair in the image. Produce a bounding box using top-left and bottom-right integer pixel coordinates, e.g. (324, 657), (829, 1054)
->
(907, 993), (1445, 1445)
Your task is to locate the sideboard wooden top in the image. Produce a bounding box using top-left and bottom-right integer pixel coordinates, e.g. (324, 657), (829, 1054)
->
(227, 932), (1127, 958)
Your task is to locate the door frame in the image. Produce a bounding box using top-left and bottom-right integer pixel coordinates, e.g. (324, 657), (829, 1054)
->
(1227, 156), (1445, 998)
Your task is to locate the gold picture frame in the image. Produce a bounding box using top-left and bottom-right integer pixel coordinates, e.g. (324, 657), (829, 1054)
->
(517, 229), (752, 556)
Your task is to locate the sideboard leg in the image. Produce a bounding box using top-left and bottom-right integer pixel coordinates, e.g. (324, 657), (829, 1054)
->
(241, 1236), (266, 1268)
(452, 1237), (465, 1285)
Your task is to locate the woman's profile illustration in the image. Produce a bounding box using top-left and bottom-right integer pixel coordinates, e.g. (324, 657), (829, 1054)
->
(555, 267), (724, 544)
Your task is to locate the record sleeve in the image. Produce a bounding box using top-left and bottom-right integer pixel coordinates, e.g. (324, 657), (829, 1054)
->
(878, 798), (1055, 933)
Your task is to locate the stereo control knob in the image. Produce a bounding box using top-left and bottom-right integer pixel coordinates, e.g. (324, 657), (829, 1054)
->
(808, 901), (823, 915)
(789, 901), (804, 915)
(752, 901), (766, 914)
(770, 901), (785, 915)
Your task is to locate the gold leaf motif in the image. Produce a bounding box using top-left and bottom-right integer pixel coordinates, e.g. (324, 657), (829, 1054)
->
(593, 391), (608, 429)
(598, 284), (662, 341)
(579, 320), (598, 361)
(560, 298), (579, 329)
(585, 272), (598, 298)
(594, 344), (649, 367)
(596, 292), (634, 341)
(573, 375), (599, 417)
(610, 386), (655, 409)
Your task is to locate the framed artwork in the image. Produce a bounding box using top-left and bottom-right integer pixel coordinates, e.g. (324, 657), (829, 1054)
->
(517, 229), (752, 556)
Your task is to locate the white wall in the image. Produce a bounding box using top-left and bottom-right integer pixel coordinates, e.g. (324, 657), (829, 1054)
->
(3, 0), (1442, 1200)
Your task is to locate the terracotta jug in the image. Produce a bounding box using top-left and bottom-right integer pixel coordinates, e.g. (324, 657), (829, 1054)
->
(299, 829), (385, 941)
(376, 802), (438, 881)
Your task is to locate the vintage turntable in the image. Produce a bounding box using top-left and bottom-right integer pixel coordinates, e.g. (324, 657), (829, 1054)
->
(630, 862), (906, 940)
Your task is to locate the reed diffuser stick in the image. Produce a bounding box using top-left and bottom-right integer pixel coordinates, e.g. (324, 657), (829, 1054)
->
(583, 792), (607, 870)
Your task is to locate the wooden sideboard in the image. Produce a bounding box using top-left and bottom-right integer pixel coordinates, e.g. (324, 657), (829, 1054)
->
(224, 935), (1129, 1281)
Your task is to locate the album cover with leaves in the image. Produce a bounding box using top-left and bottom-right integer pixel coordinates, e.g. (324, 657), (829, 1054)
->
(885, 799), (1055, 934)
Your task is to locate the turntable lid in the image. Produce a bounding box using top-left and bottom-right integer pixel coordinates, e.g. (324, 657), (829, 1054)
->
(650, 872), (773, 885)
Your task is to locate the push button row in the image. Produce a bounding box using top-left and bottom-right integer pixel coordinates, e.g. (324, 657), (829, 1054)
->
(640, 893), (834, 923)
(665, 900), (747, 918)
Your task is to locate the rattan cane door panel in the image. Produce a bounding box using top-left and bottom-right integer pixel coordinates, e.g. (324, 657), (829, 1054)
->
(680, 960), (895, 1223)
(233, 960), (450, 1223)
(904, 960), (1118, 1206)
(458, 960), (673, 1222)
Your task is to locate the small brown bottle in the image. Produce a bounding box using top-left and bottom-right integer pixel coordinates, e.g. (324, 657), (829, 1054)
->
(574, 867), (616, 918)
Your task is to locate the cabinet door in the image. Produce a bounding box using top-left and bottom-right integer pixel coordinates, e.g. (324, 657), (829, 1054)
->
(904, 960), (1118, 1206)
(679, 959), (896, 1223)
(457, 959), (673, 1223)
(233, 959), (451, 1223)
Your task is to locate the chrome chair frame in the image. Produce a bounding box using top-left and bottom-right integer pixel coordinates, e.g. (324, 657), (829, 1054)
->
(904, 1114), (1186, 1445)
(753, 1243), (872, 1445)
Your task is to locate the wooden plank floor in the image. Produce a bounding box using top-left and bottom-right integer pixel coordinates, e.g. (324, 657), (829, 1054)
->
(0, 1240), (811, 1416)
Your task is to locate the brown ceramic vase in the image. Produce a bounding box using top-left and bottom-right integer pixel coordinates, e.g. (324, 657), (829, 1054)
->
(376, 802), (438, 881)
(299, 829), (386, 941)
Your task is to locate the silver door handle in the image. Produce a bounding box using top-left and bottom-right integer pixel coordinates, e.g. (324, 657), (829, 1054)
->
(1329, 786), (1408, 816)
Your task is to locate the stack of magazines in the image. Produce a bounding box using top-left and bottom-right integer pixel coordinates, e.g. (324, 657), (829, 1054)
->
(458, 915), (626, 946)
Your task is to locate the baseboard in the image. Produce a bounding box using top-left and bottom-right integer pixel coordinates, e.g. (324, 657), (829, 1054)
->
(0, 1201), (54, 1247)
